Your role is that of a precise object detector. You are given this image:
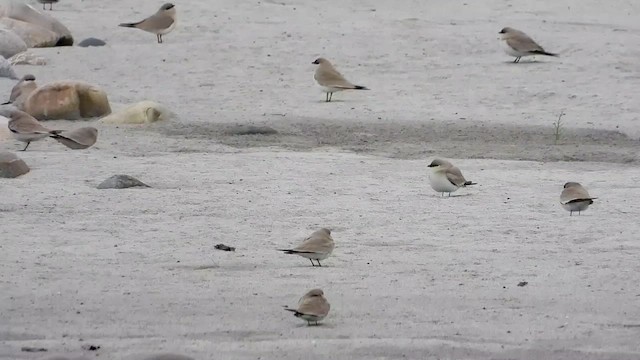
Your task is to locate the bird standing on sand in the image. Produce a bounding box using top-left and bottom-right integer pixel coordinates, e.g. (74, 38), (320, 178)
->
(119, 3), (176, 43)
(285, 289), (330, 326)
(51, 127), (98, 150)
(312, 58), (369, 102)
(560, 182), (596, 216)
(427, 159), (476, 196)
(499, 27), (557, 63)
(37, 0), (58, 11)
(2, 108), (61, 151)
(278, 228), (334, 267)
(3, 74), (37, 107)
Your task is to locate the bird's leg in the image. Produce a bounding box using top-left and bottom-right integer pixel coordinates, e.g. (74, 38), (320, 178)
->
(570, 211), (573, 216)
(315, 321), (319, 326)
(42, 3), (45, 10)
(309, 258), (315, 266)
(307, 320), (311, 326)
(328, 92), (333, 102)
(50, 3), (53, 10)
(21, 142), (30, 151)
(316, 260), (322, 267)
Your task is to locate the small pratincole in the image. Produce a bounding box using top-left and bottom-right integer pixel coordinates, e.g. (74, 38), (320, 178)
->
(3, 74), (37, 107)
(284, 288), (330, 326)
(2, 108), (61, 151)
(312, 57), (369, 102)
(499, 27), (557, 63)
(119, 3), (176, 43)
(427, 159), (476, 197)
(278, 228), (334, 267)
(560, 182), (596, 216)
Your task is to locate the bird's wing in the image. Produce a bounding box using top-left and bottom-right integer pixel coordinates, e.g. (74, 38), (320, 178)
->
(294, 234), (334, 254)
(315, 67), (356, 89)
(297, 296), (329, 317)
(445, 166), (468, 187)
(8, 118), (52, 134)
(560, 186), (592, 204)
(140, 12), (175, 31)
(506, 33), (545, 53)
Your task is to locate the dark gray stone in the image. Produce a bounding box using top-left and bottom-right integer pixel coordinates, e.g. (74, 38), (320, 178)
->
(77, 37), (106, 47)
(0, 151), (29, 178)
(97, 174), (150, 189)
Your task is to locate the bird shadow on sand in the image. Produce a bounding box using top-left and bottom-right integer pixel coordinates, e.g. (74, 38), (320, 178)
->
(504, 60), (550, 65)
(434, 193), (474, 198)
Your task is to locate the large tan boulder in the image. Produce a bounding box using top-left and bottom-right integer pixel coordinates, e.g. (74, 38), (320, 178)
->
(21, 81), (111, 120)
(0, 17), (58, 47)
(0, 0), (73, 46)
(100, 101), (174, 124)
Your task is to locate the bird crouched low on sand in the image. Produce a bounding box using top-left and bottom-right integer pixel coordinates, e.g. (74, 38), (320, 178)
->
(427, 159), (476, 196)
(560, 182), (596, 216)
(285, 288), (330, 326)
(312, 57), (369, 102)
(278, 228), (334, 266)
(2, 108), (61, 151)
(119, 3), (176, 43)
(499, 27), (557, 63)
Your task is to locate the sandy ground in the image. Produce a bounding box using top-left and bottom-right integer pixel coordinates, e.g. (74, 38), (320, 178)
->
(2, 0), (640, 359)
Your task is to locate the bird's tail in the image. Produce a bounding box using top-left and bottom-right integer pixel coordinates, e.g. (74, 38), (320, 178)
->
(118, 22), (139, 28)
(354, 85), (369, 90)
(532, 50), (558, 57)
(464, 181), (477, 186)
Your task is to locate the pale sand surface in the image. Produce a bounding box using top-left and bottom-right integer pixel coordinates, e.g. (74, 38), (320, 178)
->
(1, 0), (640, 359)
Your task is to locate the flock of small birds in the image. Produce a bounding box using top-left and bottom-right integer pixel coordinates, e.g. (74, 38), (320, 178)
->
(7, 0), (598, 343)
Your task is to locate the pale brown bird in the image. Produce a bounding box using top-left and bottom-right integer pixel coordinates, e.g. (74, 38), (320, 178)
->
(312, 58), (369, 102)
(427, 159), (476, 197)
(1, 108), (61, 151)
(278, 228), (334, 267)
(3, 74), (37, 107)
(560, 182), (596, 216)
(119, 3), (176, 43)
(284, 288), (330, 326)
(50, 127), (98, 150)
(499, 27), (557, 63)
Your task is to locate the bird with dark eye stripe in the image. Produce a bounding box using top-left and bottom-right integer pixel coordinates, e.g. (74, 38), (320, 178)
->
(560, 182), (597, 216)
(119, 3), (177, 43)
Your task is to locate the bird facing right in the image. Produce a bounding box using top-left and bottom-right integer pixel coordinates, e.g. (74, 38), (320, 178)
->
(499, 27), (557, 63)
(278, 228), (334, 266)
(560, 182), (596, 216)
(312, 57), (369, 102)
(284, 288), (330, 326)
(119, 3), (176, 43)
(427, 159), (476, 197)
